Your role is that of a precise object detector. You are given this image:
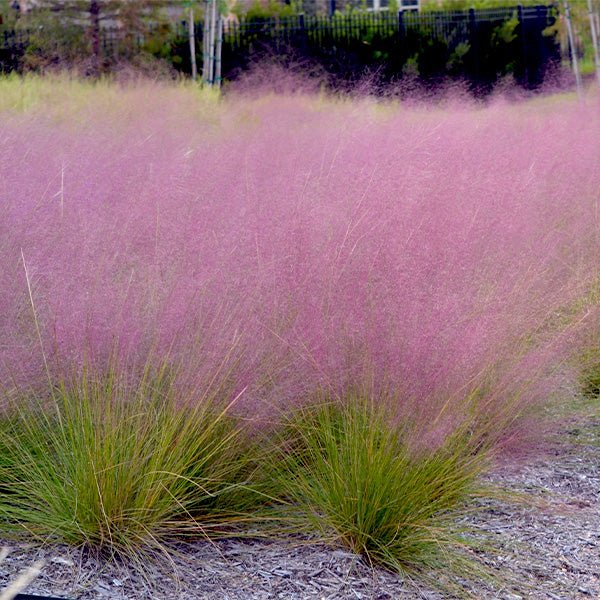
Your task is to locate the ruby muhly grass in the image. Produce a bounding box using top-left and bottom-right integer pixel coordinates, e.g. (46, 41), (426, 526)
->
(0, 81), (599, 569)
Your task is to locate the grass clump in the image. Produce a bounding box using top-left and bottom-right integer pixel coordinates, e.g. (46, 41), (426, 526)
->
(270, 394), (487, 576)
(578, 347), (600, 445)
(581, 354), (600, 400)
(0, 361), (262, 561)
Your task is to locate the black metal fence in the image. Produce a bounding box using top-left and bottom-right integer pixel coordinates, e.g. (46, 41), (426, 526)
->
(219, 6), (558, 88)
(0, 6), (560, 90)
(0, 29), (28, 73)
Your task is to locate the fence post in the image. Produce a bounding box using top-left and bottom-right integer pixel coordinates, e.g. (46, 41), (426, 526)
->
(202, 0), (210, 83)
(89, 0), (100, 75)
(208, 0), (217, 84)
(329, 0), (336, 18)
(188, 5), (198, 81)
(586, 0), (600, 86)
(299, 13), (307, 51)
(535, 4), (551, 86)
(468, 8), (479, 79)
(398, 9), (405, 42)
(517, 5), (529, 85)
(215, 15), (223, 87)
(563, 0), (583, 97)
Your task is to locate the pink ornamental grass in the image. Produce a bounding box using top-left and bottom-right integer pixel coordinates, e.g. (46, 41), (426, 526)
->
(0, 85), (598, 445)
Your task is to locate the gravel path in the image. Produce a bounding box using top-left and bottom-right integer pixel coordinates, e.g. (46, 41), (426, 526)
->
(0, 418), (598, 600)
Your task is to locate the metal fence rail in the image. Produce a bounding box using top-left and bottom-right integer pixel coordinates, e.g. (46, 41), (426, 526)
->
(222, 6), (553, 46)
(0, 5), (559, 90)
(218, 5), (557, 87)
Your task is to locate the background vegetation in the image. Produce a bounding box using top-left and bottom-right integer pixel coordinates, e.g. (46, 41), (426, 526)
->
(0, 0), (588, 91)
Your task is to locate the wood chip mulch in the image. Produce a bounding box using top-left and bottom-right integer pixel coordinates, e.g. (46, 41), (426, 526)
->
(0, 418), (598, 600)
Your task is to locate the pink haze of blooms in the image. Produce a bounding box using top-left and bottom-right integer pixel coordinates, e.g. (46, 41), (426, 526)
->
(0, 86), (598, 441)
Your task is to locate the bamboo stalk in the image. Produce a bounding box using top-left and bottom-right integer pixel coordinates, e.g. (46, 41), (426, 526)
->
(564, 0), (583, 98)
(215, 15), (223, 88)
(202, 0), (210, 83)
(586, 0), (600, 86)
(189, 6), (198, 81)
(207, 0), (217, 85)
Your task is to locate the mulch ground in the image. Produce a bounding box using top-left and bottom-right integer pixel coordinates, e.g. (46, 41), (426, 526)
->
(0, 416), (598, 600)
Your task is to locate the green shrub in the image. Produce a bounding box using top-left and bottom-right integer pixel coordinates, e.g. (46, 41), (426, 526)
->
(581, 351), (600, 399)
(268, 394), (487, 576)
(0, 362), (263, 561)
(235, 0), (299, 20)
(16, 10), (89, 72)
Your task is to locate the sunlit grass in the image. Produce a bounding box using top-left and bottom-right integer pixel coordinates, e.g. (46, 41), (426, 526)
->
(0, 73), (220, 120)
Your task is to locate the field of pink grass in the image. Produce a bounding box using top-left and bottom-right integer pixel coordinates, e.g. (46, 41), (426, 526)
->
(0, 82), (599, 448)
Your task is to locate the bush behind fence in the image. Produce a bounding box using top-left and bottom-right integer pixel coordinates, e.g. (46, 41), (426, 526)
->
(219, 6), (559, 89)
(0, 6), (560, 90)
